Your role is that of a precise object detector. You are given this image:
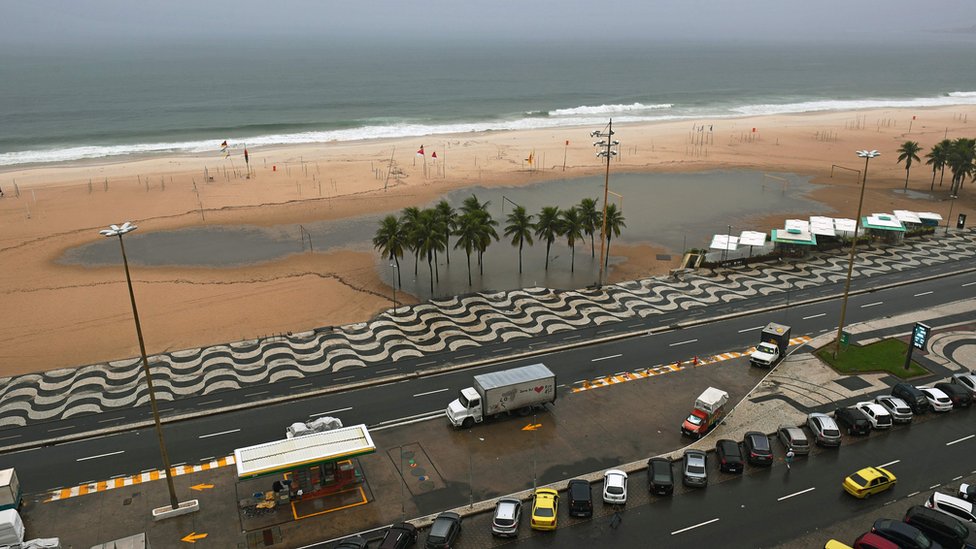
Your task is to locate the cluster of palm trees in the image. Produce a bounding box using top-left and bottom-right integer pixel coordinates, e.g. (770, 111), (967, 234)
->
(373, 195), (626, 294)
(896, 138), (975, 194)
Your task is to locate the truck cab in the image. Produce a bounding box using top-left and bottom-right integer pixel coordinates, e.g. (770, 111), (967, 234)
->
(447, 387), (482, 428)
(750, 341), (781, 367)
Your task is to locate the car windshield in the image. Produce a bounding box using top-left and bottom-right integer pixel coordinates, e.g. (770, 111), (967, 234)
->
(607, 486), (623, 494)
(534, 507), (553, 518)
(654, 470), (671, 482)
(430, 519), (452, 537)
(823, 429), (840, 436)
(685, 414), (703, 425)
(849, 473), (868, 486)
(458, 393), (470, 408)
(757, 343), (777, 353)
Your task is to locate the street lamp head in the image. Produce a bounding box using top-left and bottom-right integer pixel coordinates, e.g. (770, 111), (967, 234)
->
(855, 150), (881, 159)
(100, 222), (138, 237)
(590, 131), (601, 137)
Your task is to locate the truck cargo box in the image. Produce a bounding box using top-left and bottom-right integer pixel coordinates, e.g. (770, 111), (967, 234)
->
(474, 363), (556, 416)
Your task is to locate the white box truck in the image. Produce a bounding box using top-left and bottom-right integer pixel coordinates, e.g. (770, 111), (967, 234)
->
(0, 469), (21, 511)
(446, 363), (556, 428)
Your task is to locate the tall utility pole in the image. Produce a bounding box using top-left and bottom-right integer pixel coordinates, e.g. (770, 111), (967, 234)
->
(592, 120), (619, 287)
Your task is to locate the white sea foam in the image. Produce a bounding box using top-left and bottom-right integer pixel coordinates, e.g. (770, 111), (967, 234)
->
(732, 94), (976, 116)
(549, 103), (673, 116)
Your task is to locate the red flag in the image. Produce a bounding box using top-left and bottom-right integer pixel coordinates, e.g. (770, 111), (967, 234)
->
(220, 140), (228, 148)
(244, 148), (249, 164)
(416, 145), (425, 157)
(565, 140), (569, 146)
(912, 115), (916, 120)
(431, 151), (437, 159)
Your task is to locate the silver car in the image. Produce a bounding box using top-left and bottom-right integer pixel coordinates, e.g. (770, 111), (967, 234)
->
(806, 412), (841, 447)
(952, 373), (976, 398)
(491, 497), (521, 537)
(874, 395), (913, 423)
(777, 425), (810, 455)
(682, 449), (708, 487)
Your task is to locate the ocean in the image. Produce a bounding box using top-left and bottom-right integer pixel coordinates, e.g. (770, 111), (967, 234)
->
(2, 37), (975, 167)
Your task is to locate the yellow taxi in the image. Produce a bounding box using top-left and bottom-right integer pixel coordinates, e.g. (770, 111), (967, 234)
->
(530, 488), (559, 531)
(842, 466), (896, 499)
(824, 540), (854, 549)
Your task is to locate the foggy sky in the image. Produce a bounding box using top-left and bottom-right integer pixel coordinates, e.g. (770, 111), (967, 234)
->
(2, 0), (974, 50)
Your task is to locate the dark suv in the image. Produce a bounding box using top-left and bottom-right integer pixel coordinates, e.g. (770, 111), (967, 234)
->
(379, 522), (418, 549)
(904, 505), (969, 549)
(892, 383), (930, 414)
(567, 479), (593, 517)
(647, 457), (674, 496)
(834, 406), (871, 436)
(742, 431), (773, 466)
(715, 439), (744, 474)
(935, 382), (973, 408)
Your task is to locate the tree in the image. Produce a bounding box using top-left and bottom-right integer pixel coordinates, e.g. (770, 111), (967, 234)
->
(453, 213), (480, 286)
(577, 197), (600, 258)
(560, 207), (584, 272)
(460, 194), (492, 267)
(602, 203), (627, 269)
(372, 215), (405, 287)
(896, 141), (922, 190)
(504, 206), (534, 274)
(947, 138), (976, 196)
(414, 209), (446, 293)
(434, 200), (457, 265)
(925, 140), (950, 191)
(534, 206), (562, 270)
(400, 206), (423, 276)
(472, 210), (499, 275)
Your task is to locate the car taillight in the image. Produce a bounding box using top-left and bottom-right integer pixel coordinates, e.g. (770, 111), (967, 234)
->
(750, 452), (758, 458)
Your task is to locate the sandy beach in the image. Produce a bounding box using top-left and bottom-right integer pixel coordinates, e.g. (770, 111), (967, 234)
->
(1, 106), (973, 376)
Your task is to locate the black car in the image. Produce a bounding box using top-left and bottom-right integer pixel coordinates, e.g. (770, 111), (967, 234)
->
(425, 512), (461, 549)
(934, 382), (973, 408)
(742, 431), (773, 466)
(379, 522), (418, 549)
(834, 406), (871, 436)
(871, 518), (940, 549)
(567, 479), (593, 517)
(715, 439), (744, 474)
(647, 457), (674, 496)
(904, 505), (968, 549)
(892, 383), (930, 414)
(335, 535), (369, 549)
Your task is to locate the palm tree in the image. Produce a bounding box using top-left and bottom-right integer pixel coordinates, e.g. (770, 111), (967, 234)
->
(473, 210), (499, 275)
(948, 138), (976, 196)
(602, 203), (627, 270)
(372, 215), (405, 287)
(577, 198), (600, 258)
(434, 200), (457, 265)
(400, 206), (423, 276)
(414, 209), (446, 293)
(896, 141), (922, 190)
(534, 206), (562, 270)
(460, 194), (492, 267)
(454, 213), (481, 286)
(504, 206), (534, 273)
(560, 207), (584, 272)
(925, 140), (950, 191)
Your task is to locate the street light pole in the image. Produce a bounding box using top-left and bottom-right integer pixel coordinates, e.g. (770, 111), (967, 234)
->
(591, 120), (619, 287)
(390, 262), (398, 315)
(833, 150), (879, 358)
(100, 222), (180, 511)
(945, 193), (959, 236)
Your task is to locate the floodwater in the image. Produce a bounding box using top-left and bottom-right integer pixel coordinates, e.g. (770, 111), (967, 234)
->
(61, 170), (832, 300)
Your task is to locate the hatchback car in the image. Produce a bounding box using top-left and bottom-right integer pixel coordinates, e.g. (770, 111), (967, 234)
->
(379, 522), (418, 549)
(647, 457), (674, 496)
(807, 412), (842, 447)
(959, 483), (976, 503)
(336, 536), (369, 549)
(852, 532), (900, 549)
(834, 406), (872, 435)
(567, 479), (592, 518)
(425, 512), (461, 549)
(777, 425), (811, 455)
(843, 466), (896, 499)
(530, 489), (558, 531)
(855, 402), (893, 430)
(952, 373), (976, 398)
(926, 492), (976, 525)
(491, 498), (521, 538)
(874, 395), (914, 424)
(918, 386), (954, 412)
(743, 431), (773, 466)
(934, 382), (972, 408)
(904, 505), (969, 548)
(892, 383), (930, 414)
(871, 518), (936, 549)
(682, 449), (708, 487)
(602, 470), (628, 505)
(715, 439), (744, 473)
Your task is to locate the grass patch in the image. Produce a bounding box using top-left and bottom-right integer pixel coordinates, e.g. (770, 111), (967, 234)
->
(816, 338), (929, 379)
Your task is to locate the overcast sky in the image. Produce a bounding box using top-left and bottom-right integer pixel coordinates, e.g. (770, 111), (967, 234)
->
(2, 0), (975, 49)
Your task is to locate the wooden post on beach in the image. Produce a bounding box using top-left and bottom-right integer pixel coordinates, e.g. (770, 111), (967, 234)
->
(89, 179), (93, 194)
(103, 178), (107, 192)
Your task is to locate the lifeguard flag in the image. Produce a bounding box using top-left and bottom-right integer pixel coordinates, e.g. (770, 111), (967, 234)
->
(526, 151), (534, 165)
(220, 140), (228, 149)
(416, 145), (425, 157)
(565, 140), (569, 146)
(244, 148), (249, 165)
(431, 151), (437, 160)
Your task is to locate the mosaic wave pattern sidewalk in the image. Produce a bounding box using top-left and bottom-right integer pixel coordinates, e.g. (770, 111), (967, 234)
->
(1, 231), (973, 427)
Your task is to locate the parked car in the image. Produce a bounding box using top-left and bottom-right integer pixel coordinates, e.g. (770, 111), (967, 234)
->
(871, 518), (937, 549)
(807, 412), (842, 447)
(918, 386), (953, 412)
(336, 536), (369, 549)
(959, 483), (976, 503)
(855, 402), (893, 430)
(852, 532), (900, 549)
(925, 492), (976, 525)
(834, 406), (872, 436)
(602, 470), (628, 505)
(425, 512), (461, 549)
(904, 505), (969, 549)
(892, 383), (930, 414)
(843, 466), (896, 499)
(567, 479), (592, 518)
(743, 431), (773, 466)
(380, 522), (418, 549)
(824, 540), (853, 549)
(952, 373), (976, 398)
(874, 395), (913, 424)
(934, 382), (972, 408)
(491, 498), (521, 538)
(682, 449), (708, 487)
(715, 439), (744, 473)
(530, 489), (558, 531)
(777, 425), (811, 455)
(647, 457), (674, 496)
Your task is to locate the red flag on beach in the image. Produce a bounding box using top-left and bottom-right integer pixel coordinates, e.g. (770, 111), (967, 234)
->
(416, 145), (425, 157)
(244, 147), (249, 165)
(565, 140), (569, 146)
(431, 151), (437, 160)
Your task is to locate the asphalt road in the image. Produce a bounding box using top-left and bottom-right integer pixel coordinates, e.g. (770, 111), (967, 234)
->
(2, 261), (974, 494)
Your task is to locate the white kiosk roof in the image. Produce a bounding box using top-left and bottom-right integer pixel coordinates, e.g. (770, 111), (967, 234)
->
(738, 231), (767, 246)
(785, 219), (811, 233)
(866, 213), (905, 229)
(710, 234), (739, 251)
(917, 212), (944, 222)
(234, 424), (375, 479)
(810, 216), (836, 236)
(893, 210), (922, 224)
(834, 218), (857, 232)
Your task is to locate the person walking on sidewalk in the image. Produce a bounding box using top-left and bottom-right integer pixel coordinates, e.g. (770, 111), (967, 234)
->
(785, 448), (795, 470)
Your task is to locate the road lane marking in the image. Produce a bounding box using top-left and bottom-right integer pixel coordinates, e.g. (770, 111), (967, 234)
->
(47, 425), (75, 432)
(417, 361), (436, 367)
(334, 375), (354, 382)
(245, 391), (268, 397)
(372, 410), (443, 427)
(196, 399), (222, 406)
(738, 326), (764, 333)
(491, 347), (511, 353)
(930, 484), (941, 489)
(913, 291), (934, 297)
(592, 354), (622, 362)
(563, 335), (581, 340)
(413, 388), (449, 398)
(310, 407), (352, 417)
(963, 281), (976, 287)
(291, 382), (313, 389)
(860, 301), (883, 308)
(671, 518), (719, 535)
(670, 339), (698, 347)
(0, 434), (21, 441)
(201, 457), (215, 462)
(97, 417), (124, 424)
(77, 450), (124, 462)
(597, 328), (615, 334)
(375, 368), (397, 374)
(802, 313), (826, 320)
(778, 487), (816, 501)
(198, 429), (241, 439)
(946, 434), (975, 446)
(878, 459), (900, 468)
(370, 410), (444, 431)
(953, 476), (963, 481)
(907, 491), (920, 498)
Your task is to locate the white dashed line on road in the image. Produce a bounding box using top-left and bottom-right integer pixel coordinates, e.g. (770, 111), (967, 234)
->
(310, 407), (352, 417)
(196, 400), (222, 406)
(592, 354), (622, 362)
(946, 434), (974, 446)
(670, 339), (698, 347)
(563, 335), (582, 341)
(77, 450), (124, 462)
(597, 329), (615, 335)
(47, 425), (74, 433)
(375, 368), (397, 374)
(907, 491), (920, 498)
(953, 476), (963, 481)
(860, 301), (883, 308)
(413, 388), (449, 398)
(913, 291), (934, 297)
(778, 487), (816, 501)
(291, 382), (313, 389)
(245, 391), (268, 397)
(671, 518), (719, 536)
(738, 326), (764, 333)
(878, 459), (900, 468)
(198, 429), (241, 439)
(802, 313), (826, 320)
(930, 484), (941, 489)
(963, 281), (976, 287)
(0, 434), (21, 441)
(97, 417), (124, 424)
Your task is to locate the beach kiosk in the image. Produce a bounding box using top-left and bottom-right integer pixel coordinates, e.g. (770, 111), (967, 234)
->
(862, 213), (906, 244)
(772, 220), (817, 258)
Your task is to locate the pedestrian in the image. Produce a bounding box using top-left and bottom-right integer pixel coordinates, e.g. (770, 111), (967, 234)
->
(785, 448), (795, 470)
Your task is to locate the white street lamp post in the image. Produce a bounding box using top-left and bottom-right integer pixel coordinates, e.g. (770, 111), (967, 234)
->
(591, 121), (619, 287)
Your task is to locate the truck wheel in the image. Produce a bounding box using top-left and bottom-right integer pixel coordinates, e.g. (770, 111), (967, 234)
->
(518, 406), (532, 417)
(462, 418), (473, 429)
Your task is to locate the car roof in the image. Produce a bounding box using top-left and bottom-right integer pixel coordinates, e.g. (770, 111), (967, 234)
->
(535, 488), (558, 497)
(855, 467), (890, 481)
(931, 491), (974, 511)
(495, 498), (520, 518)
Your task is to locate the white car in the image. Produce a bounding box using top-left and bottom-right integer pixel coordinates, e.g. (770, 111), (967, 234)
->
(953, 373), (976, 398)
(854, 401), (893, 429)
(602, 469), (628, 505)
(918, 386), (953, 412)
(874, 395), (913, 423)
(926, 492), (976, 524)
